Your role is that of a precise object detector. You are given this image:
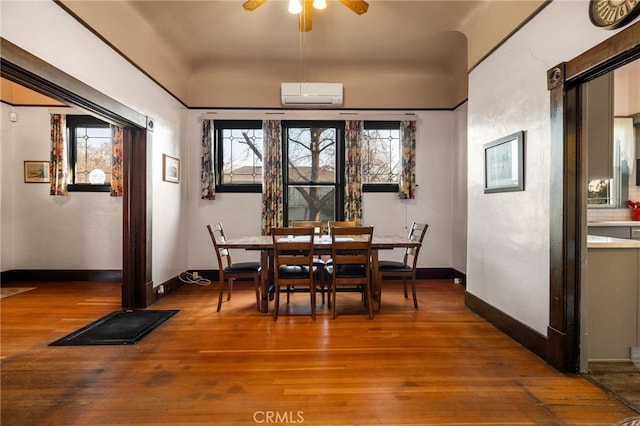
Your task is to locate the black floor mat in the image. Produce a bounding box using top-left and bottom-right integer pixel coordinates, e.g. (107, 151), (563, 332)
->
(49, 310), (178, 346)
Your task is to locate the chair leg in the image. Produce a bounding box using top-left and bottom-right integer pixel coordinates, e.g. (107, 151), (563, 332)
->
(273, 286), (280, 321)
(411, 277), (418, 309)
(365, 282), (373, 320)
(403, 277), (408, 299)
(331, 281), (337, 319)
(216, 277), (225, 312)
(254, 278), (261, 312)
(310, 285), (316, 321)
(227, 278), (233, 301)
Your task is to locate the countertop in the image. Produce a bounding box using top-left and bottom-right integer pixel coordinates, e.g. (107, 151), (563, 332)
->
(587, 235), (640, 248)
(588, 221), (640, 226)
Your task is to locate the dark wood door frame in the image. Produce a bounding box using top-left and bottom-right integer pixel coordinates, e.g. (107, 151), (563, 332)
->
(546, 22), (640, 372)
(1, 37), (153, 309)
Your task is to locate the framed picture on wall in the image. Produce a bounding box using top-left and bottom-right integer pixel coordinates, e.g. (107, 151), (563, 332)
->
(162, 154), (180, 183)
(484, 131), (525, 193)
(24, 161), (50, 183)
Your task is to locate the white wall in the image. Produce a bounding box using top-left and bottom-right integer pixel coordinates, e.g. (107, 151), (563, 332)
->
(186, 110), (461, 272)
(1, 1), (466, 288)
(1, 0), (188, 285)
(1, 105), (122, 270)
(466, 0), (632, 335)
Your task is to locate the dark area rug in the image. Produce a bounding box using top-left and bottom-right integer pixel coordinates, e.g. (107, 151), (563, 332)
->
(588, 361), (640, 414)
(49, 310), (178, 346)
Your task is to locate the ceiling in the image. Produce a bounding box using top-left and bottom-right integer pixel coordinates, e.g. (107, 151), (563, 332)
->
(5, 0), (550, 109)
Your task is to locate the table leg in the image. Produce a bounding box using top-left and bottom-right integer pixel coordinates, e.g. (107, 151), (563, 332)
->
(371, 249), (381, 312)
(259, 250), (270, 313)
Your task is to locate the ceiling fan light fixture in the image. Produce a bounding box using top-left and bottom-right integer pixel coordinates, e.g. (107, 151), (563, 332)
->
(313, 0), (327, 10)
(288, 0), (302, 14)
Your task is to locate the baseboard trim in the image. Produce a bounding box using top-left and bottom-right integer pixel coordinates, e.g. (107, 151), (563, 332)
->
(1, 269), (122, 283)
(150, 274), (185, 304)
(465, 291), (547, 362)
(188, 267), (462, 282)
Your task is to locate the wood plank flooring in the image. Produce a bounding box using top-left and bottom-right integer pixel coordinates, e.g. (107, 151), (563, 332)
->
(1, 279), (638, 425)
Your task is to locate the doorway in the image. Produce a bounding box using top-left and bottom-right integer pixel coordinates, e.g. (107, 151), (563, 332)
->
(547, 24), (640, 373)
(1, 38), (152, 309)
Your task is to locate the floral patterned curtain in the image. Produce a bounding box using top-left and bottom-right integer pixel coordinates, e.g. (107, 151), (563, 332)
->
(262, 120), (283, 235)
(344, 120), (363, 223)
(399, 120), (417, 199)
(50, 114), (67, 196)
(201, 120), (216, 200)
(110, 125), (124, 196)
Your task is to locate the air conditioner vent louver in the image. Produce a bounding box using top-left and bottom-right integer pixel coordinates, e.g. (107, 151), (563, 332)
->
(281, 83), (343, 108)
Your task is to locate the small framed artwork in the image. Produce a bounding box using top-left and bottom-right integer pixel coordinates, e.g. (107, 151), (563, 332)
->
(484, 131), (525, 193)
(162, 154), (180, 183)
(24, 161), (50, 183)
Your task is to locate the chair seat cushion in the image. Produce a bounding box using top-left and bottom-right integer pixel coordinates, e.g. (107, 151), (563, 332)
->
(278, 265), (316, 278)
(226, 261), (261, 273)
(326, 264), (366, 277)
(378, 260), (411, 272)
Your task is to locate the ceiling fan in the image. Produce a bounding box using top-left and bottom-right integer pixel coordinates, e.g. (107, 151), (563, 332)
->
(242, 0), (369, 32)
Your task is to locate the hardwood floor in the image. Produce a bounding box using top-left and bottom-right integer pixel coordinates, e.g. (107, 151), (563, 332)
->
(1, 279), (637, 425)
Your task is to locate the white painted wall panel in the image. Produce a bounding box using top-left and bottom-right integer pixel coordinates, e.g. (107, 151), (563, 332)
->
(466, 0), (632, 334)
(1, 0), (188, 285)
(186, 110), (460, 271)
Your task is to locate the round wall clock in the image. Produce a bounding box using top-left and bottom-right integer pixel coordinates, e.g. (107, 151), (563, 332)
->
(589, 0), (640, 29)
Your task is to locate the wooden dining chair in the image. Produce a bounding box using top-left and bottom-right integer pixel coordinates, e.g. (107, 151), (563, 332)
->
(378, 222), (428, 309)
(326, 225), (374, 319)
(292, 220), (327, 303)
(271, 226), (317, 320)
(327, 220), (358, 234)
(207, 223), (261, 312)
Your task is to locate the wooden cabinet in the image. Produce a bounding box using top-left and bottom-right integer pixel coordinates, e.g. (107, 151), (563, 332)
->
(584, 73), (614, 180)
(588, 226), (631, 239)
(586, 247), (640, 361)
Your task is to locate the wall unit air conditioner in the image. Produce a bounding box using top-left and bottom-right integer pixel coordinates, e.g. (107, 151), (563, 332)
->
(281, 83), (343, 107)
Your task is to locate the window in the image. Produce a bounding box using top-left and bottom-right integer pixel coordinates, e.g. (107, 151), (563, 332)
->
(212, 119), (403, 198)
(587, 117), (635, 207)
(283, 121), (344, 225)
(362, 121), (400, 192)
(66, 115), (111, 192)
(214, 120), (263, 192)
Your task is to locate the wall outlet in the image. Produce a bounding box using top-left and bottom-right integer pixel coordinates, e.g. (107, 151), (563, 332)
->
(192, 271), (199, 279)
(157, 285), (165, 296)
(453, 278), (461, 284)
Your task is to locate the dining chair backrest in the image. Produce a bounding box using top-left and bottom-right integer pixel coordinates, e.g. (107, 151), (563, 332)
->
(329, 225), (373, 274)
(207, 222), (232, 269)
(404, 222), (429, 267)
(327, 220), (357, 235)
(272, 227), (316, 271)
(292, 220), (323, 236)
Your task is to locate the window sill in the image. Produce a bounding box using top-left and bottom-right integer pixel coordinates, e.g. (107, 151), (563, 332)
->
(362, 183), (399, 193)
(215, 184), (262, 193)
(67, 184), (111, 193)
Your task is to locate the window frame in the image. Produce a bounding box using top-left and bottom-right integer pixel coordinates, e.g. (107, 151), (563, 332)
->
(66, 114), (111, 193)
(282, 120), (346, 224)
(361, 120), (400, 193)
(213, 119), (263, 193)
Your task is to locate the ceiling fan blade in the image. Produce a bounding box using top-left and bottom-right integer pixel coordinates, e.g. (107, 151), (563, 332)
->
(299, 0), (313, 32)
(242, 0), (266, 12)
(338, 0), (369, 15)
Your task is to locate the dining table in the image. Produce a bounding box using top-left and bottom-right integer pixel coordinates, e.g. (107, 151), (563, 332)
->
(217, 233), (421, 313)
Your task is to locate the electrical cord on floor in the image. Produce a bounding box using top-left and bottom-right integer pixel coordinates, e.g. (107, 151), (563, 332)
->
(179, 271), (211, 286)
